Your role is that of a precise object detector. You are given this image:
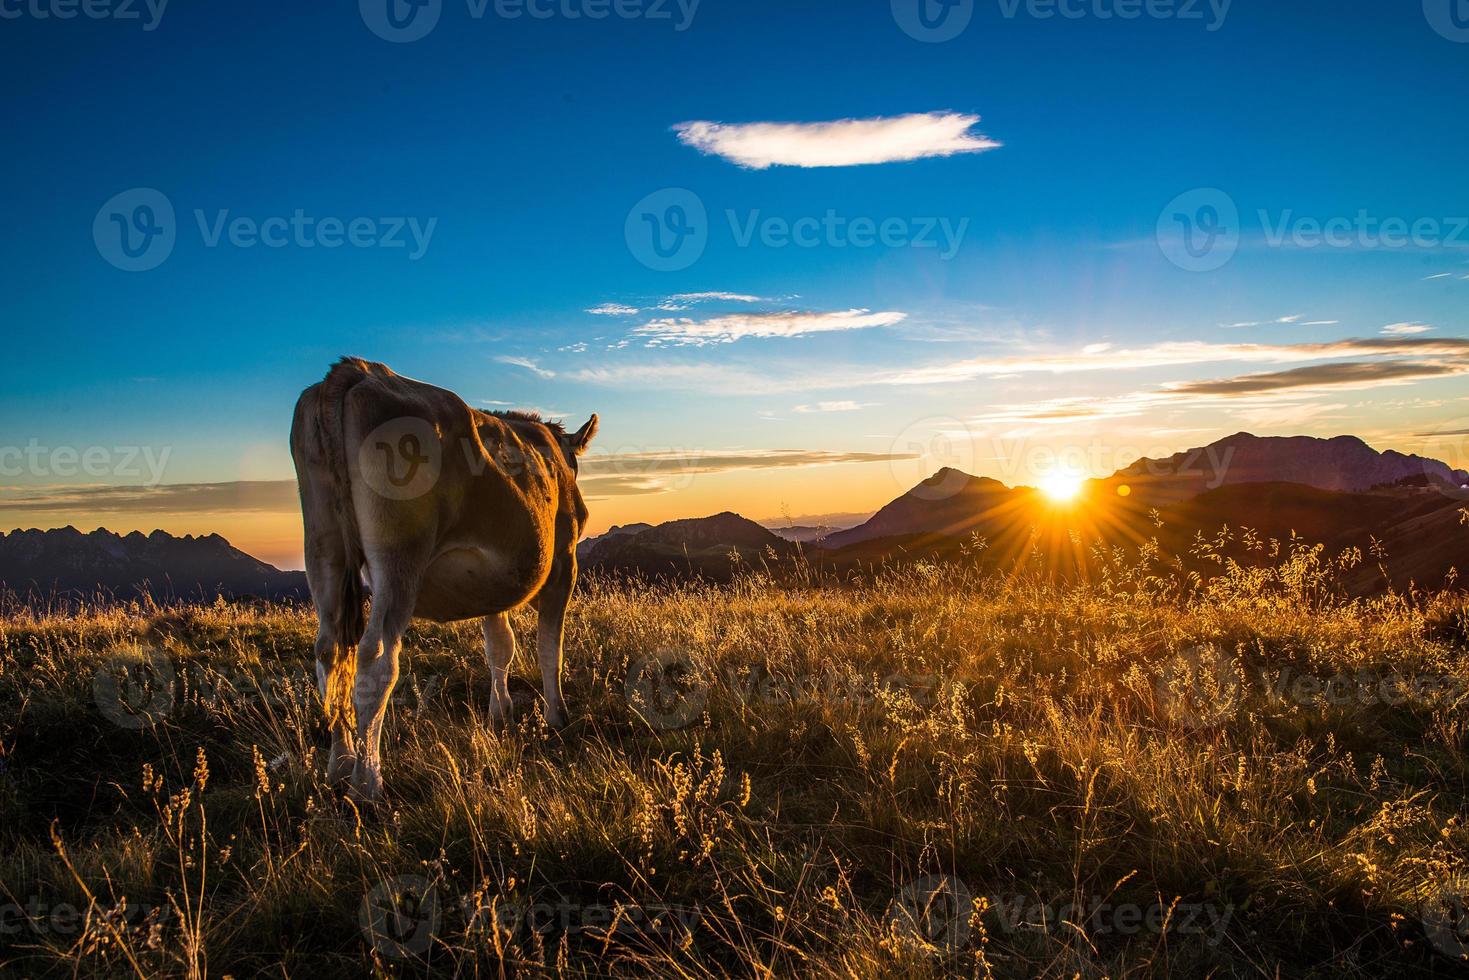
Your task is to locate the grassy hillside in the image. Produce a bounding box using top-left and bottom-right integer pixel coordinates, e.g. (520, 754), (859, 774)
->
(3, 537), (1469, 977)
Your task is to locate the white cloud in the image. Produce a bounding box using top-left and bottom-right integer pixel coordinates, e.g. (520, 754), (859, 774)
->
(793, 401), (874, 413)
(495, 355), (555, 378)
(636, 309), (906, 346)
(672, 112), (1000, 169)
(668, 292), (765, 304)
(590, 293), (768, 316)
(1222, 315), (1337, 328)
(1381, 322), (1434, 336)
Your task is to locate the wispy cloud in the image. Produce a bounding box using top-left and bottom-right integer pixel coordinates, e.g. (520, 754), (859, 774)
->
(1381, 322), (1434, 336)
(673, 112), (1000, 169)
(1163, 360), (1465, 396)
(589, 293), (770, 316)
(579, 448), (918, 497)
(636, 309), (906, 346)
(883, 336), (1469, 386)
(0, 481), (300, 516)
(495, 355), (555, 378)
(667, 292), (765, 304)
(793, 401), (875, 413)
(1222, 315), (1338, 328)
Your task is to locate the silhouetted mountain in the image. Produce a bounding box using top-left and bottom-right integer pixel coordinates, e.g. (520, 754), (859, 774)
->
(582, 512), (795, 579)
(576, 523), (654, 561)
(0, 527), (308, 603)
(821, 468), (1024, 549)
(1107, 432), (1468, 504)
(813, 464), (1469, 595)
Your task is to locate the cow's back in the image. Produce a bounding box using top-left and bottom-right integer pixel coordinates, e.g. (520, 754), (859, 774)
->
(329, 359), (563, 620)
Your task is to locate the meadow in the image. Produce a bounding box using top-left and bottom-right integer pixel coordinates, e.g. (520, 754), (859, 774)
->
(3, 535), (1469, 977)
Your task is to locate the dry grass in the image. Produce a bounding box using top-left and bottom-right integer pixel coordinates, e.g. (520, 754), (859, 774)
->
(2, 540), (1469, 977)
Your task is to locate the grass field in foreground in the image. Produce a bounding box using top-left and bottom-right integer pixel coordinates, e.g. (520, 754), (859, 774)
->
(3, 538), (1469, 977)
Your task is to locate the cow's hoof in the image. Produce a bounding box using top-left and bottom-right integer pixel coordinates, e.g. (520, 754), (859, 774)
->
(327, 750), (358, 786)
(350, 764), (384, 802)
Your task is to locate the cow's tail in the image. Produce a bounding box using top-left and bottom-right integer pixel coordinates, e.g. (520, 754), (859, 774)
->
(316, 357), (372, 732)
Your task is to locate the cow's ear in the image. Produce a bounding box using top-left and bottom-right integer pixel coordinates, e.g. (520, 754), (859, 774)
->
(570, 414), (599, 456)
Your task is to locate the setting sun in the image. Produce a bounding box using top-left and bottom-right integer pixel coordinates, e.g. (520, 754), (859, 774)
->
(1038, 470), (1086, 503)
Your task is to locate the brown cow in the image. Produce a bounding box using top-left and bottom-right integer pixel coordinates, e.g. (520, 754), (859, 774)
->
(290, 358), (597, 798)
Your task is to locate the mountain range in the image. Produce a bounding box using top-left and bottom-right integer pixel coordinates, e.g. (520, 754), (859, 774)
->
(581, 433), (1469, 593)
(0, 526), (307, 604)
(6, 433), (1467, 602)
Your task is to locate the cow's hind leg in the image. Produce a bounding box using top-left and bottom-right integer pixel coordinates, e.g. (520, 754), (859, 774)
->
(352, 564), (419, 800)
(303, 530), (361, 786)
(296, 459), (362, 785)
(483, 612), (516, 726)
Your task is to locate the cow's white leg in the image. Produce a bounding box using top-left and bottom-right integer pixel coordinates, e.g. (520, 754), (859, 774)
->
(297, 470), (359, 787)
(352, 573), (417, 801)
(482, 612), (516, 725)
(535, 565), (575, 729)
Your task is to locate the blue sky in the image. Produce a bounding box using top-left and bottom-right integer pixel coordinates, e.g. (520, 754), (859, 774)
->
(3, 0), (1468, 565)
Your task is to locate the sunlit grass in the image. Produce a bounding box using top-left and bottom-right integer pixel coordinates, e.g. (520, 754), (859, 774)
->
(1, 531), (1467, 976)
